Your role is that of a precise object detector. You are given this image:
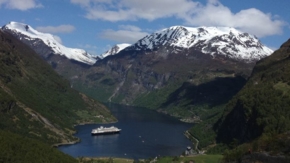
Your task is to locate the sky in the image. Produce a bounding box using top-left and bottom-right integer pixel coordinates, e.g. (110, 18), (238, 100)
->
(0, 0), (289, 56)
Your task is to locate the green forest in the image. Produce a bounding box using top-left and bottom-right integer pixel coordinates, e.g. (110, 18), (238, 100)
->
(0, 130), (77, 163)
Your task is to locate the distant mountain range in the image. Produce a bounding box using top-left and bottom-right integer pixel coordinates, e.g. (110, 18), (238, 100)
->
(2, 22), (272, 64)
(125, 26), (272, 62)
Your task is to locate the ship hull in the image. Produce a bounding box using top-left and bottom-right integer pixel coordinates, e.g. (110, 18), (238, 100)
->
(91, 130), (120, 135)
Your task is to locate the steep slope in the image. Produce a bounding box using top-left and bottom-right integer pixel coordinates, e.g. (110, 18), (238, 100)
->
(2, 21), (96, 65)
(216, 38), (290, 144)
(0, 30), (115, 145)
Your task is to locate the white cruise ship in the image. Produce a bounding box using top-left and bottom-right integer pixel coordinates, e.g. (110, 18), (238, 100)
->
(91, 126), (121, 135)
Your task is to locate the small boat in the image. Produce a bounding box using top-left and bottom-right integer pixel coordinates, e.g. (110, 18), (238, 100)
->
(91, 126), (121, 135)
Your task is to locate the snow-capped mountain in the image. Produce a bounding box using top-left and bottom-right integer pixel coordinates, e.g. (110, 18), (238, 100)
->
(127, 26), (273, 62)
(101, 43), (131, 59)
(2, 22), (97, 65)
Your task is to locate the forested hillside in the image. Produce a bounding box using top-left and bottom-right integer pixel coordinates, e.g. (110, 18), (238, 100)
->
(0, 131), (77, 163)
(216, 39), (290, 144)
(205, 39), (290, 162)
(0, 30), (116, 162)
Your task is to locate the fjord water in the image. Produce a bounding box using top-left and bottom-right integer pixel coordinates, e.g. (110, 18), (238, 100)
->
(58, 104), (193, 159)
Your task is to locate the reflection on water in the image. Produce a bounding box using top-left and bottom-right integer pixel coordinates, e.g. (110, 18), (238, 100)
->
(92, 134), (120, 145)
(58, 103), (193, 159)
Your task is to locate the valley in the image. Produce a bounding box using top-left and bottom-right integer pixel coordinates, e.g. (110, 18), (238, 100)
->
(3, 22), (272, 120)
(1, 20), (290, 163)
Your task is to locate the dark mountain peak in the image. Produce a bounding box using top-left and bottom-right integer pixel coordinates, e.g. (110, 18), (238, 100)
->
(280, 38), (290, 48)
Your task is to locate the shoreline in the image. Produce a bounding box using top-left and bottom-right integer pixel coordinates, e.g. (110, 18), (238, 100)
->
(184, 131), (200, 152)
(53, 120), (118, 147)
(78, 157), (134, 163)
(52, 138), (80, 147)
(76, 120), (118, 126)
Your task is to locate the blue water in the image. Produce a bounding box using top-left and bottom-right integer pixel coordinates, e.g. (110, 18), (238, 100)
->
(58, 104), (193, 159)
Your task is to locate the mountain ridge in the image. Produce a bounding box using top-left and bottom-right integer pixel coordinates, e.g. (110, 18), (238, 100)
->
(2, 22), (273, 65)
(124, 26), (273, 62)
(2, 21), (97, 65)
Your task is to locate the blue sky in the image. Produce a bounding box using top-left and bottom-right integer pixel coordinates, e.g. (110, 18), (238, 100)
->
(0, 0), (289, 56)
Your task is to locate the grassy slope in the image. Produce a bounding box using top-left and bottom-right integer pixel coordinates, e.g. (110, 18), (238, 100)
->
(0, 30), (116, 144)
(0, 30), (117, 161)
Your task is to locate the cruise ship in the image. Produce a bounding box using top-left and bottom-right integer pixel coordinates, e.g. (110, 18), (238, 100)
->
(91, 126), (121, 135)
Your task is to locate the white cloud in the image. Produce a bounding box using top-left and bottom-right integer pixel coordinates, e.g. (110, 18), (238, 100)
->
(182, 1), (285, 38)
(100, 25), (149, 43)
(36, 25), (75, 34)
(0, 0), (42, 11)
(78, 44), (98, 55)
(53, 35), (62, 44)
(71, 0), (198, 21)
(71, 0), (285, 38)
(78, 44), (98, 49)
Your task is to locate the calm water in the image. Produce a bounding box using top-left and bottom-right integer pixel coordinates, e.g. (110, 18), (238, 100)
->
(58, 104), (193, 159)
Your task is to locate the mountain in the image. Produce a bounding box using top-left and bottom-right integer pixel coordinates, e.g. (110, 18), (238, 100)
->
(2, 21), (97, 65)
(125, 26), (273, 62)
(0, 29), (115, 146)
(101, 43), (131, 59)
(2, 22), (274, 122)
(2, 22), (273, 65)
(67, 26), (273, 122)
